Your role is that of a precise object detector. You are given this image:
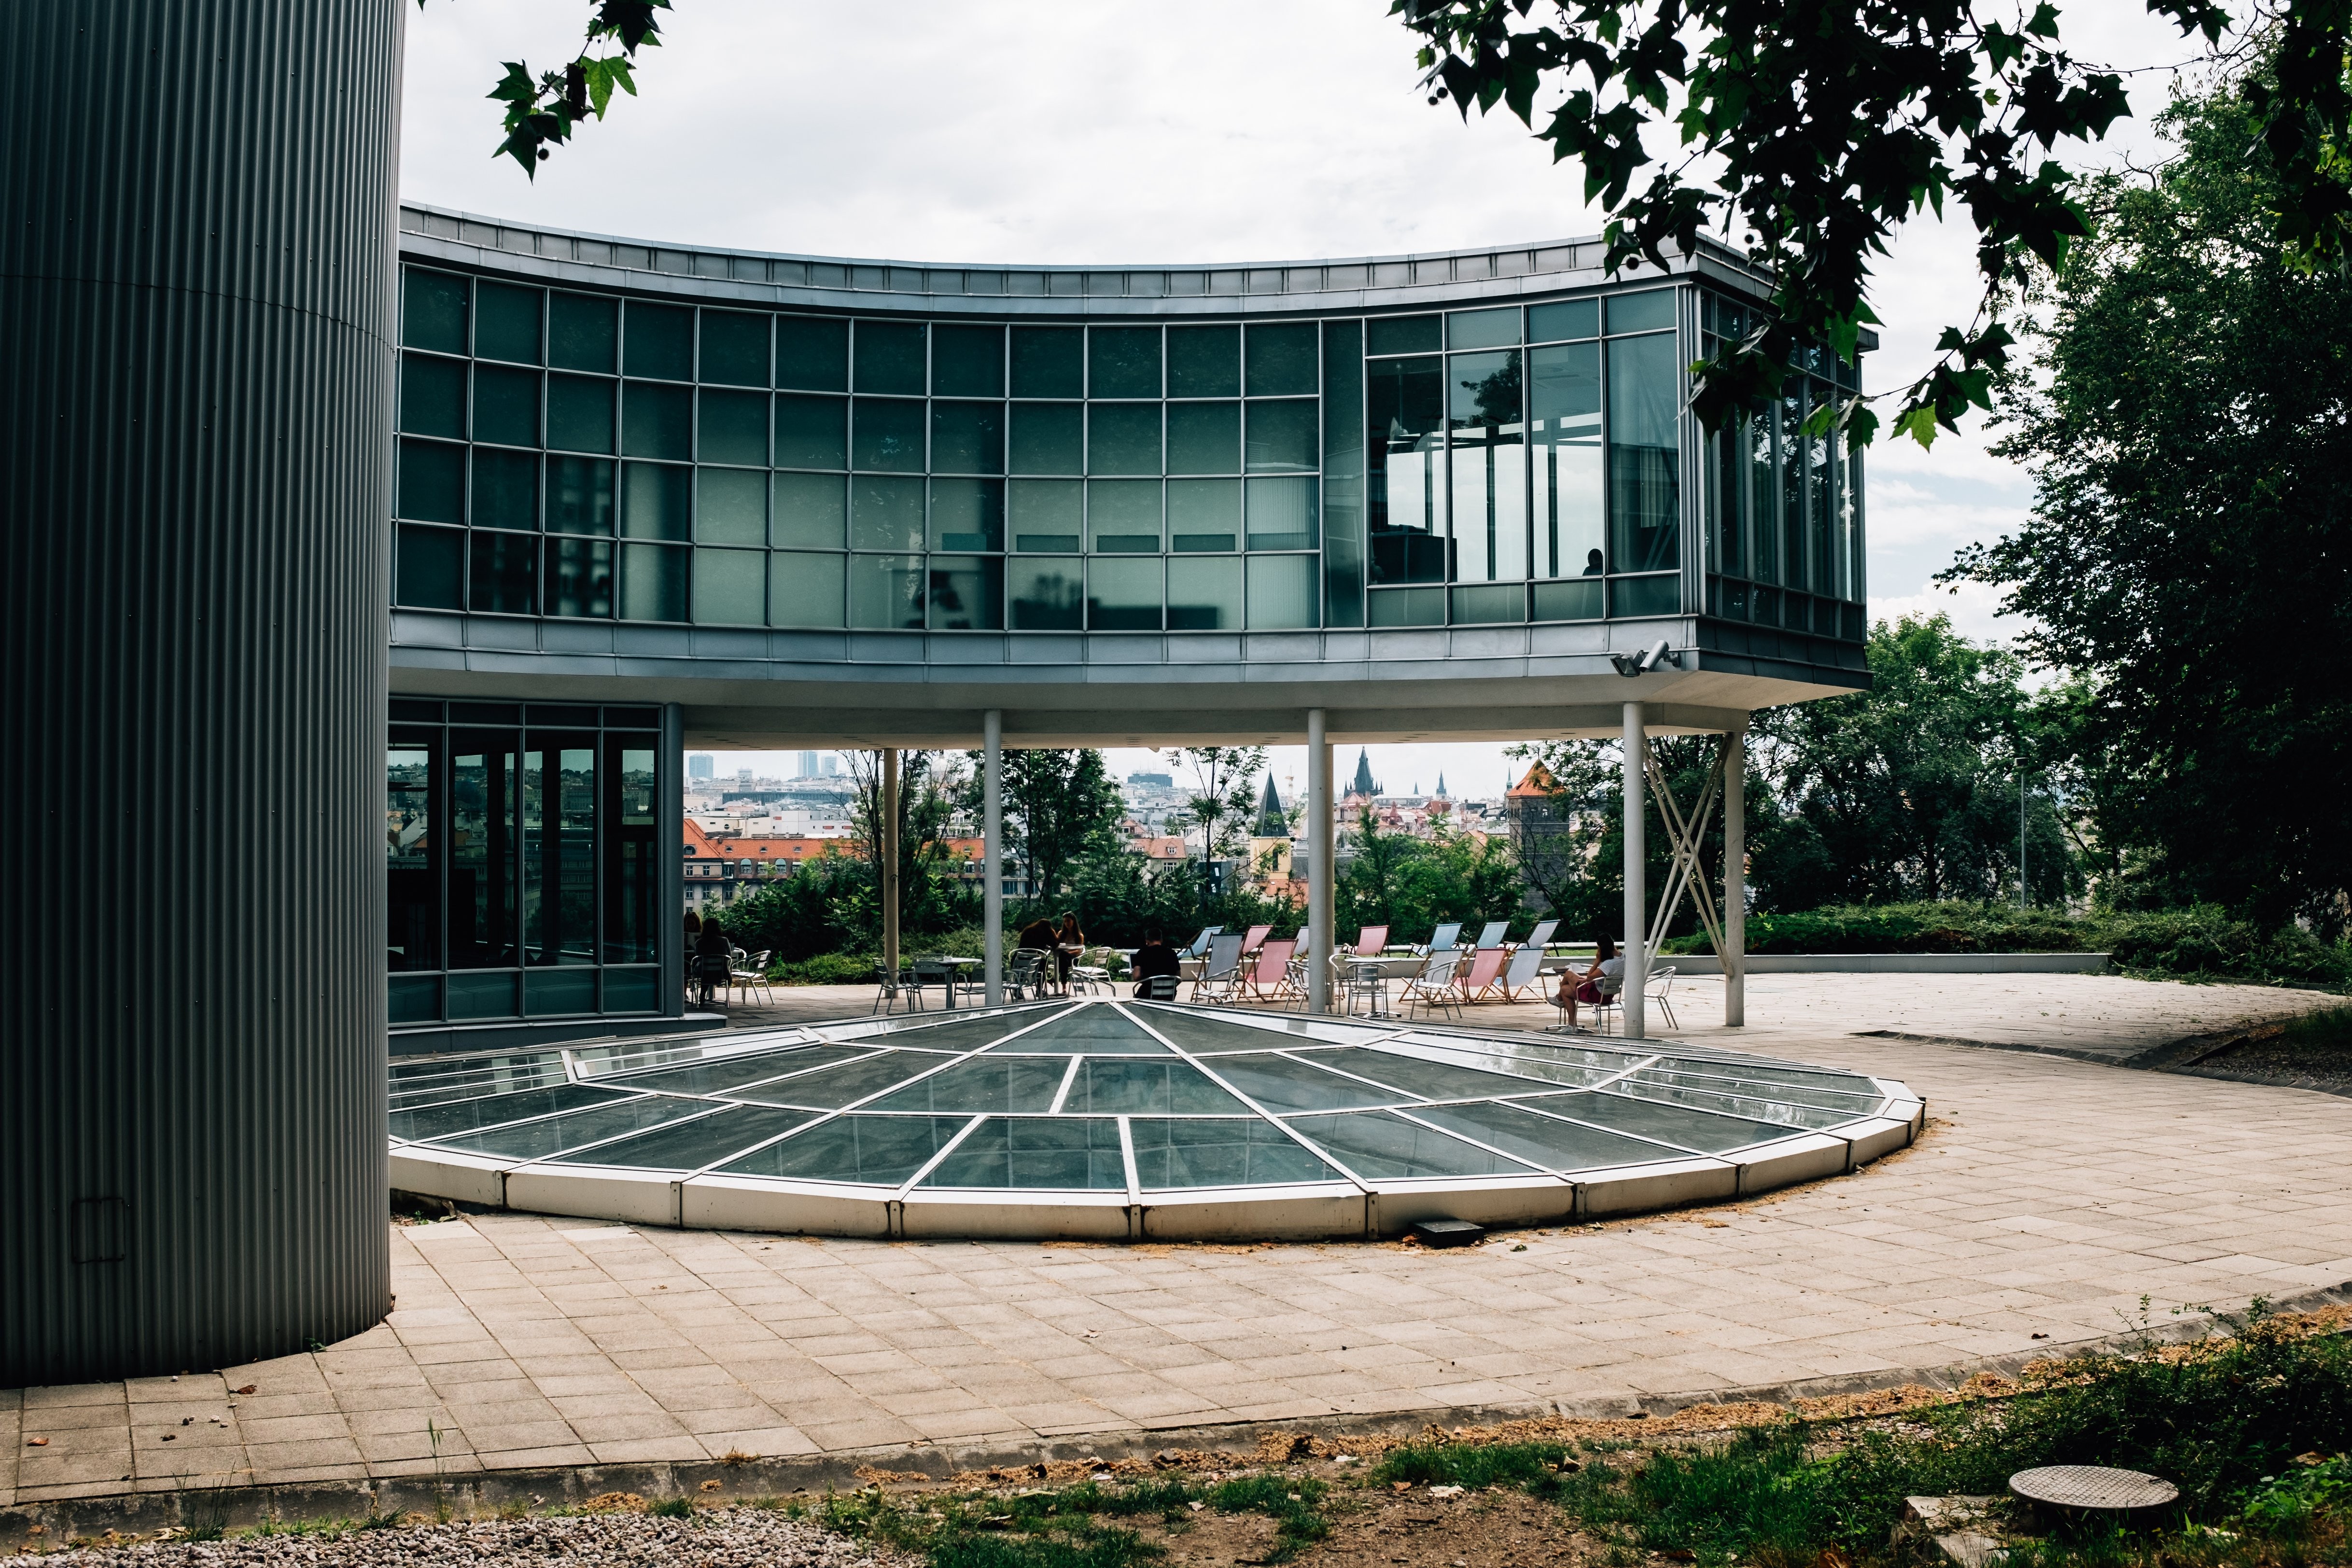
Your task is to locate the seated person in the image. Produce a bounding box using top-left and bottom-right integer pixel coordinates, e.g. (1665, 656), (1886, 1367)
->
(1016, 914), (1060, 986)
(1053, 912), (1085, 980)
(1130, 926), (1182, 995)
(1554, 935), (1624, 1030)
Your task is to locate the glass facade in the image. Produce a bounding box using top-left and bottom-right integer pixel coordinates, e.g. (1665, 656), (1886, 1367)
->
(387, 697), (669, 1028)
(392, 266), (1866, 639)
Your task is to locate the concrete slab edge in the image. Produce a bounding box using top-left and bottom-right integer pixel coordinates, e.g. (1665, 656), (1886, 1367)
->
(9, 1282), (2346, 1549)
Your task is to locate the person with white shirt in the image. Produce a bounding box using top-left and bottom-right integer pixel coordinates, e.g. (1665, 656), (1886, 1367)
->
(1555, 935), (1624, 1030)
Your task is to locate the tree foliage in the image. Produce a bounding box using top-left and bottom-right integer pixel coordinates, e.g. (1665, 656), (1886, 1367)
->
(1168, 747), (1270, 861)
(429, 0), (672, 176)
(1946, 74), (2352, 933)
(1338, 810), (1528, 938)
(955, 747), (1126, 904)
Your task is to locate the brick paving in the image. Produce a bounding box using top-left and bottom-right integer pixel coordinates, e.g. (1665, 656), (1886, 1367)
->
(7, 973), (2348, 1506)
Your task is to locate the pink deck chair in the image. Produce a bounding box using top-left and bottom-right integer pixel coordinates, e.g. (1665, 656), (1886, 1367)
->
(1454, 946), (1509, 1001)
(1248, 937), (1297, 1001)
(1352, 925), (1389, 956)
(1239, 924), (1274, 955)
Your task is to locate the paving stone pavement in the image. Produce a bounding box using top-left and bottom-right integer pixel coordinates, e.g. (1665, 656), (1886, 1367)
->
(7, 975), (2348, 1507)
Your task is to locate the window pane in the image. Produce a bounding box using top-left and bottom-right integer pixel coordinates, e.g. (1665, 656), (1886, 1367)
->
(1611, 573), (1680, 617)
(768, 550), (844, 627)
(395, 523), (463, 607)
(1531, 577), (1603, 619)
(545, 535), (615, 617)
(1609, 333), (1680, 573)
(387, 739), (437, 972)
(471, 448), (538, 531)
(1008, 478), (1082, 552)
(932, 323), (1005, 398)
(622, 381), (691, 461)
(697, 467), (766, 545)
(1448, 307), (1520, 350)
(471, 364), (540, 448)
(854, 321), (925, 395)
(1607, 289), (1677, 335)
(524, 742), (598, 966)
(400, 352), (464, 439)
(931, 400), (1004, 475)
(1451, 583), (1521, 623)
(1247, 554), (1317, 629)
(1779, 387), (1805, 585)
(1166, 401), (1240, 475)
(1245, 322), (1317, 395)
(777, 315), (848, 391)
(621, 461), (691, 541)
(546, 373), (615, 454)
(624, 302), (692, 380)
(1167, 556), (1241, 629)
(397, 438), (464, 523)
(603, 739), (658, 964)
(698, 388), (767, 465)
(1088, 403), (1161, 475)
(1365, 314), (1440, 357)
(1368, 355), (1446, 585)
(851, 397), (924, 472)
(774, 393), (846, 469)
(848, 553), (924, 628)
(1087, 479), (1160, 553)
(1244, 399), (1317, 474)
(772, 471), (846, 548)
(449, 734), (518, 967)
(1168, 478), (1240, 552)
(1529, 298), (1598, 343)
(1447, 349), (1526, 584)
(929, 477), (1004, 551)
(549, 292), (617, 373)
(1009, 403), (1083, 474)
(476, 281), (543, 365)
(699, 309), (769, 386)
(1322, 318), (1365, 629)
(620, 542), (687, 620)
(1008, 558), (1084, 629)
(546, 455), (615, 536)
(469, 530), (538, 614)
(402, 269), (467, 354)
(1531, 342), (1605, 580)
(693, 547), (765, 624)
(1167, 324), (1240, 397)
(927, 555), (1004, 631)
(1246, 476), (1319, 551)
(850, 475), (925, 552)
(1369, 585), (1444, 626)
(1088, 557), (1162, 630)
(1010, 325), (1083, 398)
(1090, 326), (1161, 398)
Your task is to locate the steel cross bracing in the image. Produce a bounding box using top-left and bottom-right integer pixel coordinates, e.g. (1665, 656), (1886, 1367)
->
(1644, 742), (1730, 969)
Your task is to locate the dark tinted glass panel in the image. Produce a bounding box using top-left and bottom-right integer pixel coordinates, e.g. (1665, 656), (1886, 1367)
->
(1245, 322), (1318, 395)
(769, 550), (844, 626)
(1008, 558), (1084, 629)
(1610, 573), (1680, 617)
(1166, 401), (1240, 475)
(448, 733), (517, 968)
(1089, 403), (1161, 475)
(426, 1097), (700, 1161)
(391, 1083), (623, 1143)
(1245, 476), (1318, 550)
(474, 281), (543, 364)
(1087, 479), (1160, 553)
(386, 738), (436, 972)
(1087, 557), (1161, 630)
(1366, 314), (1441, 356)
(397, 438), (464, 523)
(620, 543), (687, 621)
(776, 316), (849, 391)
(1204, 1053), (1392, 1113)
(545, 536), (616, 616)
(1167, 324), (1240, 397)
(1322, 318), (1365, 628)
(469, 530), (537, 614)
(400, 352), (464, 439)
(1010, 325), (1083, 398)
(1448, 307), (1520, 349)
(1531, 577), (1603, 620)
(1009, 403), (1083, 475)
(622, 382), (691, 461)
(848, 553), (924, 628)
(699, 309), (769, 386)
(1166, 555), (1241, 629)
(927, 555), (1004, 631)
(1450, 583), (1521, 623)
(1368, 586), (1444, 625)
(550, 1106), (815, 1171)
(403, 270), (468, 354)
(1008, 479), (1082, 552)
(549, 292), (617, 373)
(1608, 333), (1680, 573)
(772, 471), (846, 548)
(698, 388), (767, 465)
(1129, 1118), (1341, 1189)
(546, 374), (615, 454)
(624, 302), (692, 381)
(1168, 477), (1240, 551)
(850, 475), (925, 551)
(471, 448), (538, 531)
(472, 364), (540, 448)
(854, 321), (926, 395)
(395, 523), (463, 608)
(718, 1114), (968, 1184)
(922, 1118), (1126, 1190)
(929, 477), (1004, 552)
(852, 398), (925, 472)
(775, 394), (847, 469)
(1367, 356), (1445, 585)
(1245, 400), (1318, 475)
(697, 467), (766, 545)
(621, 461), (690, 541)
(1531, 341), (1605, 581)
(1090, 326), (1161, 398)
(1608, 290), (1677, 334)
(1529, 298), (1598, 342)
(546, 455), (615, 535)
(931, 401), (1004, 474)
(692, 546), (764, 624)
(1288, 1110), (1535, 1179)
(931, 323), (1005, 397)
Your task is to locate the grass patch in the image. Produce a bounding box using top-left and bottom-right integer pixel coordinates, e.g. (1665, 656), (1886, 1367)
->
(817, 1470), (1333, 1568)
(1375, 1440), (1572, 1491)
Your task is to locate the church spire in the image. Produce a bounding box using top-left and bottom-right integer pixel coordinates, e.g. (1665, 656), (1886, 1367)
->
(1255, 774), (1286, 836)
(1350, 747), (1377, 798)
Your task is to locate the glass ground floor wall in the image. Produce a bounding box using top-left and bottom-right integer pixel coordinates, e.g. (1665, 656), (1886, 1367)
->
(388, 260), (1868, 640)
(388, 698), (676, 1028)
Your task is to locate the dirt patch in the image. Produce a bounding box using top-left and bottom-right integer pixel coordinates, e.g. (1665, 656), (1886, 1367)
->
(1295, 1485), (1591, 1568)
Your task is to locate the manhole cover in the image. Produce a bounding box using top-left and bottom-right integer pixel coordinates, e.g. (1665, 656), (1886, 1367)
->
(2008, 1466), (2179, 1511)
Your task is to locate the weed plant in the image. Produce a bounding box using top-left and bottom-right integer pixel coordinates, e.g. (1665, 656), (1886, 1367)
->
(817, 1471), (1331, 1568)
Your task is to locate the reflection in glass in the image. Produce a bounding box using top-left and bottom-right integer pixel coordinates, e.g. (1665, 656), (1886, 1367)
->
(720, 1114), (969, 1185)
(449, 733), (518, 968)
(1087, 557), (1162, 631)
(1748, 401), (1778, 584)
(1089, 403), (1162, 475)
(472, 364), (539, 447)
(622, 381), (692, 461)
(387, 741), (436, 971)
(621, 462), (690, 541)
(1447, 307), (1520, 350)
(776, 316), (849, 392)
(1606, 290), (1676, 335)
(1087, 479), (1161, 553)
(544, 536), (614, 617)
(1780, 385), (1805, 586)
(1244, 399), (1318, 474)
(852, 398), (925, 472)
(868, 1056), (1068, 1114)
(546, 374), (615, 454)
(1008, 558), (1084, 630)
(698, 388), (767, 465)
(1069, 1059), (1248, 1115)
(1167, 556), (1242, 630)
(1365, 315), (1441, 356)
(1245, 322), (1318, 396)
(1608, 333), (1680, 573)
(403, 270), (468, 355)
(931, 401), (1004, 475)
(400, 353), (464, 439)
(548, 291), (616, 374)
(768, 551), (845, 627)
(550, 1106), (813, 1171)
(1288, 1110), (1537, 1179)
(1527, 298), (1598, 343)
(620, 541), (687, 620)
(524, 740), (597, 966)
(1130, 1118), (1339, 1189)
(848, 553), (924, 629)
(1368, 356), (1446, 584)
(1529, 343), (1603, 581)
(1807, 380), (1834, 596)
(1204, 1054), (1398, 1114)
(472, 448), (538, 531)
(1245, 476), (1318, 551)
(1446, 350), (1526, 584)
(1008, 478), (1082, 552)
(850, 476), (925, 552)
(1246, 555), (1317, 630)
(692, 547), (764, 624)
(1168, 478), (1240, 552)
(469, 530), (537, 615)
(1322, 319), (1366, 629)
(927, 556), (1004, 631)
(606, 741), (658, 963)
(930, 477), (1004, 552)
(775, 394), (847, 469)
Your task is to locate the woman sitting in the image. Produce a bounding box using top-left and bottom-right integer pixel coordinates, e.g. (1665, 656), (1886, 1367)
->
(1555, 935), (1624, 1030)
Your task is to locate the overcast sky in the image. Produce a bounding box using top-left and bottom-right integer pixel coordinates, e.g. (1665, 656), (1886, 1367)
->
(403, 0), (2215, 793)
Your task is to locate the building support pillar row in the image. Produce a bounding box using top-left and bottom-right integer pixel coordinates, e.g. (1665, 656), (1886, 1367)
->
(1723, 720), (1747, 1028)
(983, 712), (1004, 1006)
(1622, 702), (1648, 1041)
(881, 749), (900, 994)
(1307, 710), (1333, 1015)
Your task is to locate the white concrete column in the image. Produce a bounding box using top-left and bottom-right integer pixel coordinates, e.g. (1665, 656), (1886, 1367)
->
(983, 711), (1004, 1006)
(1622, 702), (1647, 1040)
(1307, 709), (1333, 1016)
(882, 748), (900, 994)
(1723, 721), (1747, 1028)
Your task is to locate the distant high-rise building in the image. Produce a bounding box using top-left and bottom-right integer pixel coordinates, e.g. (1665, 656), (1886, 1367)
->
(738, 767), (753, 782)
(688, 754), (715, 780)
(819, 755), (840, 777)
(797, 750), (819, 779)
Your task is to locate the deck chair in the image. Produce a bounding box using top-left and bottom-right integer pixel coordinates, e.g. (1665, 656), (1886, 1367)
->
(1422, 921), (1464, 957)
(1248, 937), (1297, 1002)
(1493, 943), (1548, 1002)
(1454, 946), (1509, 1001)
(1352, 925), (1390, 956)
(1239, 924), (1273, 955)
(1192, 933), (1248, 1005)
(1179, 926), (1221, 959)
(1399, 950), (1465, 1021)
(1522, 919), (1559, 952)
(1472, 921), (1511, 950)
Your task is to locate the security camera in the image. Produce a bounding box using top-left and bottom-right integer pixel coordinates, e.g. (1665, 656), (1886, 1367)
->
(1610, 640), (1681, 677)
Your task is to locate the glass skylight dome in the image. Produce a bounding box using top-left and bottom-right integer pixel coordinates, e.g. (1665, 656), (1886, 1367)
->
(389, 1000), (1923, 1240)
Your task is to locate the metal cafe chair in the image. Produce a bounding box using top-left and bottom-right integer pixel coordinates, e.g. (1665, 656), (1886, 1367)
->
(1138, 974), (1181, 1002)
(906, 955), (957, 1011)
(729, 948), (774, 1006)
(1646, 966), (1680, 1031)
(1399, 949), (1464, 1021)
(1007, 948), (1050, 1002)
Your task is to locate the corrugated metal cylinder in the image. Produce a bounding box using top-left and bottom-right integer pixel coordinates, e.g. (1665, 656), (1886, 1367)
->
(0, 1), (401, 1386)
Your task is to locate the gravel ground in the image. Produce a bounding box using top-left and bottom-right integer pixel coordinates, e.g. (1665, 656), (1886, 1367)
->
(32, 1508), (916, 1568)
